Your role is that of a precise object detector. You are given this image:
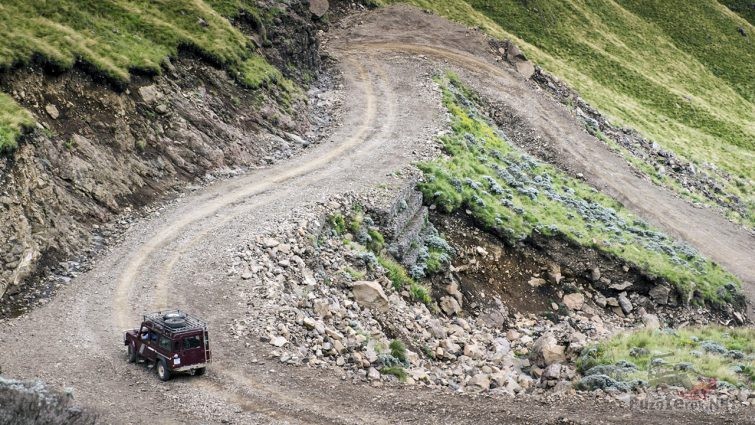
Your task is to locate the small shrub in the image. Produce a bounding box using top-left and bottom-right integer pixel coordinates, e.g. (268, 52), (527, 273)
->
(328, 213), (346, 235)
(389, 339), (408, 363)
(378, 256), (413, 290)
(366, 228), (385, 253)
(409, 282), (433, 306)
(380, 366), (408, 382)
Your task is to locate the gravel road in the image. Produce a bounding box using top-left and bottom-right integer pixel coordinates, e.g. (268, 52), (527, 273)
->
(0, 5), (752, 424)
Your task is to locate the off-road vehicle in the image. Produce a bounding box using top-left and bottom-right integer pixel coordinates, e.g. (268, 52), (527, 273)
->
(124, 310), (211, 381)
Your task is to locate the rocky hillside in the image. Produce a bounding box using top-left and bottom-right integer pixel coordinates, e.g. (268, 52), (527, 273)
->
(0, 0), (325, 301)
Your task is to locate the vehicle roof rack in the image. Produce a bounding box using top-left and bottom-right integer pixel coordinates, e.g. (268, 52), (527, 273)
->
(143, 309), (207, 337)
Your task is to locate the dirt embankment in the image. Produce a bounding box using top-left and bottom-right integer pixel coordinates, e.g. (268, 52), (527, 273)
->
(0, 1), (324, 306)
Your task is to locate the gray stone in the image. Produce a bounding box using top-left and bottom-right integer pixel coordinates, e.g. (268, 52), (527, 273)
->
(529, 333), (566, 367)
(367, 367), (380, 380)
(44, 104), (59, 119)
(610, 281), (633, 291)
(642, 313), (661, 330)
(439, 296), (462, 316)
(270, 336), (287, 347)
(562, 292), (585, 310)
(351, 280), (389, 312)
(514, 60), (535, 79)
(309, 0), (329, 17)
(618, 293), (633, 314)
(468, 373), (490, 391)
(138, 85), (161, 104)
(528, 277), (546, 288)
(542, 363), (562, 380)
(649, 285), (671, 305)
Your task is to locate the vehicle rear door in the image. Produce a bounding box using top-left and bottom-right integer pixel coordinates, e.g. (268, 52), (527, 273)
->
(180, 333), (206, 366)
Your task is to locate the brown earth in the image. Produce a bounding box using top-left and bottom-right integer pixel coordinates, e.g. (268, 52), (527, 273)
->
(0, 4), (753, 425)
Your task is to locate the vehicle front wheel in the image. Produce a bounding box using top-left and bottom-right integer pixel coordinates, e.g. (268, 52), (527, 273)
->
(127, 343), (137, 363)
(194, 367), (206, 376)
(157, 359), (171, 381)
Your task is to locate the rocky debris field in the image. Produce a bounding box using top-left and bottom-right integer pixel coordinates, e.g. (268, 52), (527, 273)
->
(224, 188), (753, 409)
(0, 376), (95, 425)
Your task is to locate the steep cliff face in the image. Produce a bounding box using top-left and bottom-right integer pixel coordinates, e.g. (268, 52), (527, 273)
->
(0, 1), (324, 299)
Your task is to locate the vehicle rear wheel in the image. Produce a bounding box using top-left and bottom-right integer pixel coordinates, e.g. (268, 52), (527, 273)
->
(194, 367), (206, 376)
(157, 359), (171, 381)
(127, 343), (137, 363)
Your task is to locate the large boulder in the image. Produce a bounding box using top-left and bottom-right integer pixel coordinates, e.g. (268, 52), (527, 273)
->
(529, 333), (566, 367)
(309, 0), (329, 17)
(562, 292), (585, 310)
(439, 296), (462, 316)
(351, 280), (389, 312)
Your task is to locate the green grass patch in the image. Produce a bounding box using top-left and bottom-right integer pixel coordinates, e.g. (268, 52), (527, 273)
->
(379, 0), (754, 225)
(389, 339), (408, 363)
(580, 326), (755, 389)
(418, 74), (742, 307)
(0, 94), (33, 151)
(378, 255), (414, 290)
(380, 365), (408, 381)
(409, 282), (433, 306)
(0, 0), (293, 151)
(328, 213), (347, 235)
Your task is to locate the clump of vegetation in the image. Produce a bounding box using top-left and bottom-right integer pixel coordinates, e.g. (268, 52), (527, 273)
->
(409, 282), (433, 306)
(378, 255), (413, 290)
(379, 365), (408, 382)
(366, 228), (385, 253)
(389, 339), (408, 363)
(328, 213), (347, 235)
(579, 327), (755, 389)
(0, 0), (293, 151)
(378, 0), (754, 225)
(417, 74), (742, 307)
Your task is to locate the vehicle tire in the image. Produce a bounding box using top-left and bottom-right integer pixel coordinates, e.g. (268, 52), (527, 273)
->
(164, 317), (187, 328)
(127, 343), (137, 363)
(194, 367), (206, 376)
(156, 359), (171, 381)
(163, 311), (187, 320)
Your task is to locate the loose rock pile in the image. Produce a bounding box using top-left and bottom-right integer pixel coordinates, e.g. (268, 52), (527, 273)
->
(227, 192), (677, 396)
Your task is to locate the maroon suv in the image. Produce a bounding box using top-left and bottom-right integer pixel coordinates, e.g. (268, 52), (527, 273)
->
(124, 310), (211, 381)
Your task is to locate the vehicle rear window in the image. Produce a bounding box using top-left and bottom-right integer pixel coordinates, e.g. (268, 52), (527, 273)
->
(183, 335), (202, 350)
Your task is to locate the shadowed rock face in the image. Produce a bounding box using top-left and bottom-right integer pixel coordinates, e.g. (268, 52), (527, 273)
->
(0, 2), (323, 302)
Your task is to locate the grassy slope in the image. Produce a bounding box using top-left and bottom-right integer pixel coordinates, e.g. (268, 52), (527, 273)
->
(581, 327), (755, 389)
(379, 0), (754, 225)
(720, 0), (755, 24)
(419, 74), (741, 306)
(0, 0), (287, 151)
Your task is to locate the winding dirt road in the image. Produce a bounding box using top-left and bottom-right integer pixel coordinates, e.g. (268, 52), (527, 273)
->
(0, 6), (752, 424)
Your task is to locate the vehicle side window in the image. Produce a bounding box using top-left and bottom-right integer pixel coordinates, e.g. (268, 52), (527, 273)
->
(183, 335), (202, 350)
(158, 336), (171, 351)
